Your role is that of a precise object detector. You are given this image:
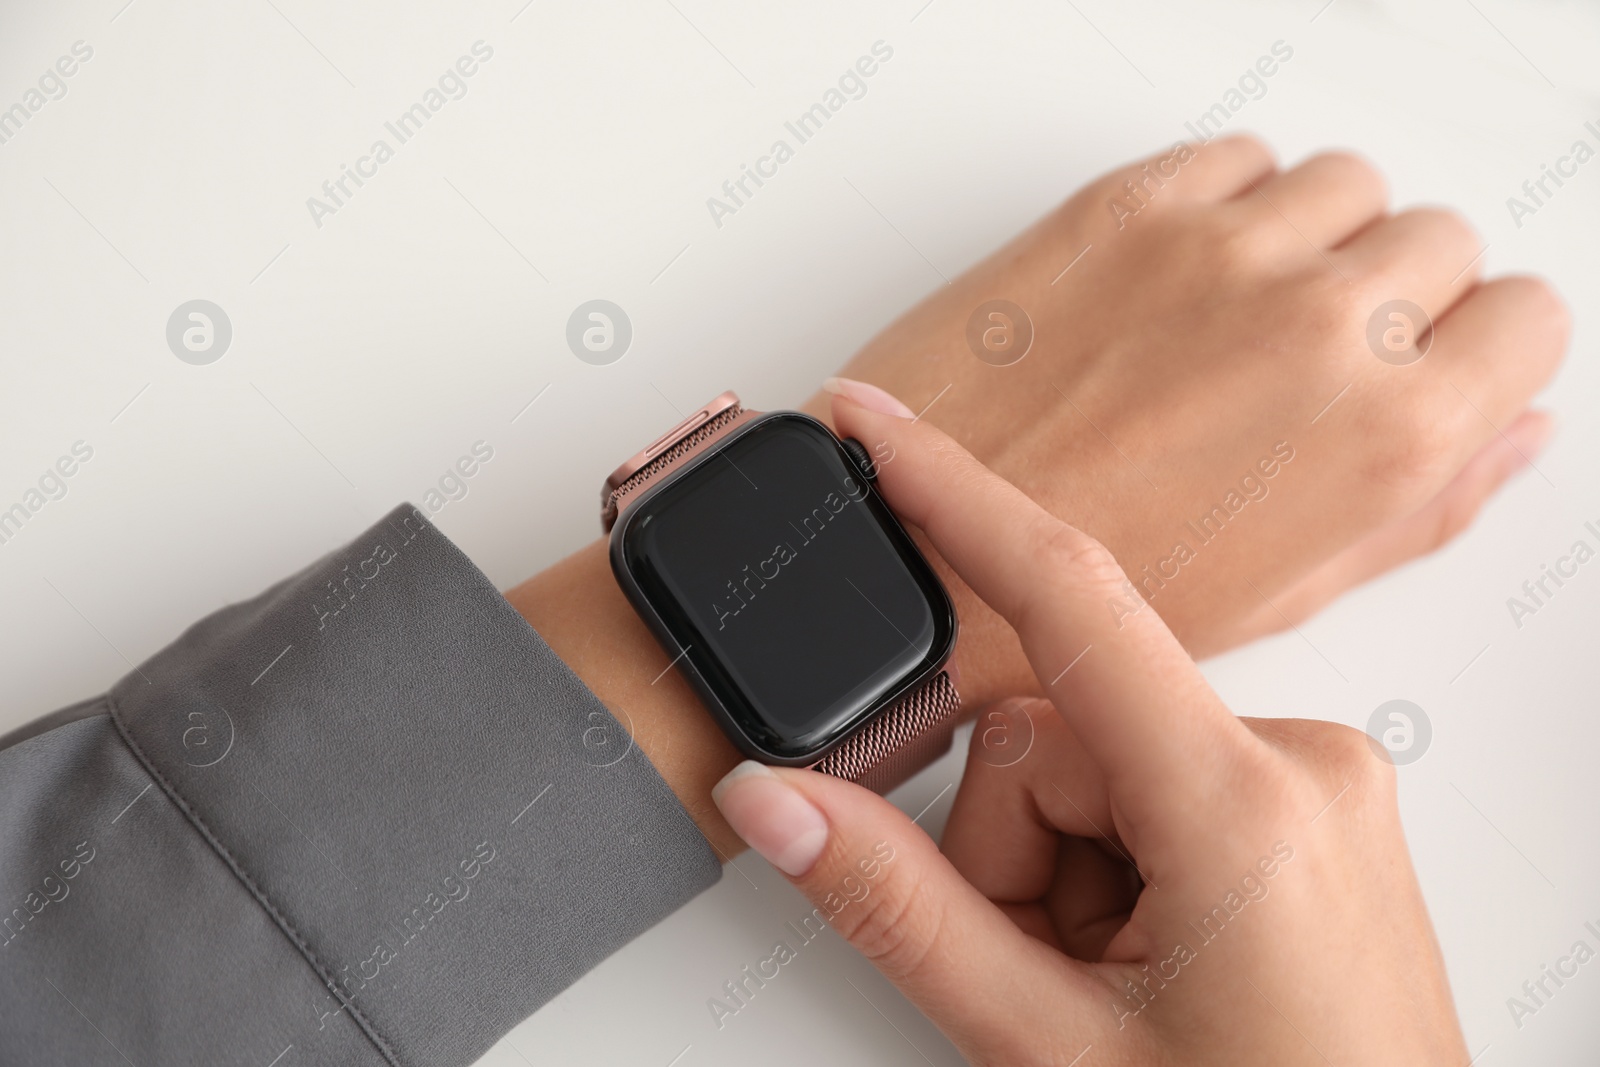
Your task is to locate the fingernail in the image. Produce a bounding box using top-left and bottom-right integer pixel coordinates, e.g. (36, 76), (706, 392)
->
(712, 760), (829, 877)
(822, 377), (915, 419)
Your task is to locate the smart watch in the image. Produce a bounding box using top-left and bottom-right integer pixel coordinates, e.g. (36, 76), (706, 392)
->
(602, 392), (961, 794)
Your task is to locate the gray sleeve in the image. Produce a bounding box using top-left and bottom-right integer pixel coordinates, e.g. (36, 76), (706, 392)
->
(0, 504), (722, 1067)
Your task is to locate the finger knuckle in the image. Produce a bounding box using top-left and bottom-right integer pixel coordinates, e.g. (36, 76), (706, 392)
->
(1083, 162), (1145, 210)
(1359, 405), (1455, 495)
(1319, 273), (1377, 325)
(1309, 721), (1396, 794)
(839, 876), (944, 983)
(1308, 150), (1388, 203)
(1033, 523), (1129, 597)
(1492, 274), (1573, 345)
(1245, 718), (1396, 816)
(1406, 205), (1478, 249)
(1209, 219), (1276, 272)
(1231, 740), (1306, 812)
(1396, 413), (1455, 477)
(1209, 131), (1273, 162)
(1289, 271), (1372, 341)
(1180, 133), (1271, 185)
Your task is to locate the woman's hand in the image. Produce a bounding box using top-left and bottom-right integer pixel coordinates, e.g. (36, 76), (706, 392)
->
(712, 392), (1466, 1066)
(803, 135), (1566, 703)
(513, 135), (1566, 859)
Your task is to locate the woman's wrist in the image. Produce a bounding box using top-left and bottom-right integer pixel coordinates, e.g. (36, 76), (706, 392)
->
(502, 530), (1016, 858)
(500, 386), (1031, 861)
(504, 539), (749, 857)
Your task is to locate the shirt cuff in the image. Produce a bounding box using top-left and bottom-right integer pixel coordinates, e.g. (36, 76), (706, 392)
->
(109, 504), (721, 1066)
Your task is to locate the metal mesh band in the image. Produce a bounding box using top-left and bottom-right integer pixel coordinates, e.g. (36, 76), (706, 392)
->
(604, 396), (961, 795)
(604, 404), (745, 527)
(811, 671), (961, 795)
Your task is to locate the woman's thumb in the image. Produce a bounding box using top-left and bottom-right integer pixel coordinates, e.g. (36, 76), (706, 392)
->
(711, 760), (1097, 1055)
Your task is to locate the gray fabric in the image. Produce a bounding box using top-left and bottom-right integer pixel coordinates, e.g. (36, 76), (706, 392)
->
(0, 695), (105, 751)
(1, 714), (387, 1067)
(0, 504), (722, 1066)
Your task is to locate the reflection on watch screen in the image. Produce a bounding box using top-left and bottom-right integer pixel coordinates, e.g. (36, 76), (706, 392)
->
(619, 415), (953, 758)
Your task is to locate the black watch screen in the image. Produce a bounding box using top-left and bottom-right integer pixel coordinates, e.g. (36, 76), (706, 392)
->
(612, 412), (956, 761)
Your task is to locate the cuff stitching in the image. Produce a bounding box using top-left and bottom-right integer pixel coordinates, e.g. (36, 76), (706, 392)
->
(105, 694), (403, 1067)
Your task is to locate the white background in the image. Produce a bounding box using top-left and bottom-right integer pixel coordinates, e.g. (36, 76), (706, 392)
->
(1, 0), (1597, 1063)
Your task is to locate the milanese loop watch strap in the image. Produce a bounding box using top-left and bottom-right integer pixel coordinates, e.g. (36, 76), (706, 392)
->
(602, 392), (752, 532)
(811, 670), (961, 795)
(602, 392), (963, 795)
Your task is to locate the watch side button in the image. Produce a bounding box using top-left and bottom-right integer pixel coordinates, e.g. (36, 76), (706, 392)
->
(840, 437), (877, 482)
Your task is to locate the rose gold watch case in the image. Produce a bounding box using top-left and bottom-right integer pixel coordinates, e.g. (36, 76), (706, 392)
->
(601, 390), (753, 532)
(599, 391), (963, 793)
